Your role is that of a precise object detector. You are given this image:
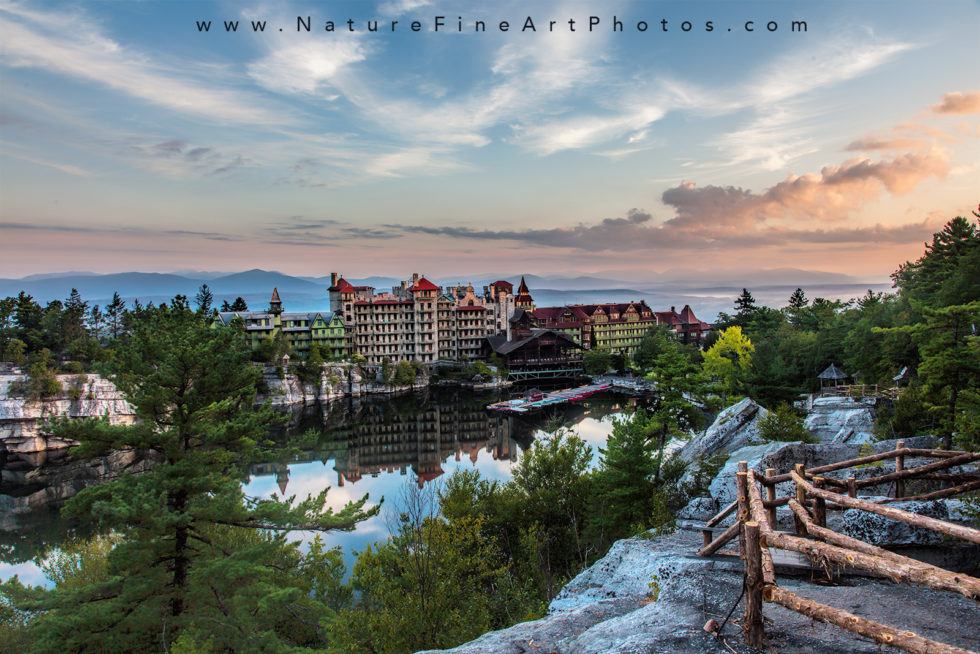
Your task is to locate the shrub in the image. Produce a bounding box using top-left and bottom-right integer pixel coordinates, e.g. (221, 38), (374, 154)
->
(758, 403), (814, 443)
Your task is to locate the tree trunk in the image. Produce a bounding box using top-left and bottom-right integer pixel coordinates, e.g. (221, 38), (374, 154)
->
(172, 489), (188, 617)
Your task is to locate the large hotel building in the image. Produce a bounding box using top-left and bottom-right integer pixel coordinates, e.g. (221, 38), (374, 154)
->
(217, 273), (710, 365)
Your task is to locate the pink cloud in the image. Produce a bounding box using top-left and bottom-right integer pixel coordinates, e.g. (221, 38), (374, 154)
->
(931, 91), (980, 115)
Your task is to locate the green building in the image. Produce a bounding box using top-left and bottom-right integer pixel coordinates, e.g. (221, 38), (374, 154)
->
(214, 288), (351, 360)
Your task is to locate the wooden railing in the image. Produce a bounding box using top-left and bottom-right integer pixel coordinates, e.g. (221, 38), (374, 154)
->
(823, 383), (901, 399)
(697, 443), (980, 653)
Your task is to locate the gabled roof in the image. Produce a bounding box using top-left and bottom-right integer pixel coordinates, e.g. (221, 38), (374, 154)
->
(679, 305), (698, 324)
(487, 328), (584, 355)
(216, 311), (272, 325)
(408, 277), (440, 292)
(491, 280), (513, 288)
(330, 277), (355, 292)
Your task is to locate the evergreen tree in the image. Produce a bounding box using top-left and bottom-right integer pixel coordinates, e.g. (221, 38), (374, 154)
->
(643, 330), (707, 478)
(893, 210), (980, 307)
(591, 411), (658, 541)
(194, 283), (214, 317)
(2, 303), (376, 651)
(733, 288), (758, 327)
(105, 292), (125, 340)
(912, 301), (980, 449)
(788, 288), (808, 309)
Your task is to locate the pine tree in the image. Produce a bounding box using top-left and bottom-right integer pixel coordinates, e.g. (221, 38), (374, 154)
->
(788, 288), (808, 309)
(105, 292), (125, 339)
(913, 301), (980, 449)
(733, 288), (758, 328)
(2, 303), (376, 651)
(194, 283), (214, 317)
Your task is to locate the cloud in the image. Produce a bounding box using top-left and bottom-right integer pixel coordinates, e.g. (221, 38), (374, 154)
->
(0, 221), (245, 242)
(664, 150), (949, 228)
(0, 2), (285, 125)
(379, 148), (947, 252)
(1, 151), (91, 177)
(247, 39), (370, 95)
(931, 91), (980, 115)
(123, 139), (247, 177)
(845, 137), (927, 152)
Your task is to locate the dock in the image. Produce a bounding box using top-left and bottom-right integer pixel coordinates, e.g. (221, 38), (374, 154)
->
(486, 383), (611, 414)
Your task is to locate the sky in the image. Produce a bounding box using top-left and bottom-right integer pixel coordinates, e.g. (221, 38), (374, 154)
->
(1, 0), (978, 281)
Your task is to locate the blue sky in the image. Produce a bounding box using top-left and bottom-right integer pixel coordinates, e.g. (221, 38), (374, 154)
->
(1, 0), (978, 280)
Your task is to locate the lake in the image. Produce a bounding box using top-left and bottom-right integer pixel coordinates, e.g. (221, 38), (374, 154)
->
(0, 387), (652, 586)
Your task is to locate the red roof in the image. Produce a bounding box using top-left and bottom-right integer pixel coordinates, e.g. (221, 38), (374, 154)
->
(679, 305), (698, 324)
(408, 277), (440, 292)
(491, 280), (513, 288)
(330, 278), (355, 292)
(457, 305), (487, 311)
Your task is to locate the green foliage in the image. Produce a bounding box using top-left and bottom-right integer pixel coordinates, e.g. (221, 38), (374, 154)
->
(583, 348), (614, 375)
(3, 338), (26, 367)
(591, 410), (659, 542)
(703, 326), (754, 398)
(393, 360), (417, 386)
(338, 483), (504, 654)
(873, 382), (933, 441)
(24, 349), (61, 399)
(758, 404), (814, 443)
(2, 304), (377, 651)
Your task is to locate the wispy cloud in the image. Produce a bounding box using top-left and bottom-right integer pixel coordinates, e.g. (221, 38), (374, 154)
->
(0, 1), (286, 125)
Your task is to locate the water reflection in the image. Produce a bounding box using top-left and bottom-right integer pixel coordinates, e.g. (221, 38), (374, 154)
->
(1, 388), (651, 584)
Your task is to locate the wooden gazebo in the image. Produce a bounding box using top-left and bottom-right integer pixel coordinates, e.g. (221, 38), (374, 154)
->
(818, 363), (849, 390)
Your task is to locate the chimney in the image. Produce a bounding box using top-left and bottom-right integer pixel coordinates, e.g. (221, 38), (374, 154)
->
(671, 306), (675, 313)
(330, 272), (338, 286)
(412, 273), (420, 285)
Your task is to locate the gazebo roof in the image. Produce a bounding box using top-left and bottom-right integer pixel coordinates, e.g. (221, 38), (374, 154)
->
(818, 363), (849, 380)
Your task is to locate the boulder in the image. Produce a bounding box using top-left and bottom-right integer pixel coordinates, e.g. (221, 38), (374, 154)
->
(707, 442), (786, 506)
(677, 398), (768, 463)
(675, 497), (718, 522)
(842, 500), (949, 546)
(804, 396), (877, 444)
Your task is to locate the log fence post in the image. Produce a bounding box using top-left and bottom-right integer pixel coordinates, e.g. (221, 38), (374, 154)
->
(813, 476), (827, 528)
(895, 440), (905, 499)
(744, 521), (764, 647)
(765, 468), (777, 529)
(793, 463), (807, 535)
(736, 462), (749, 557)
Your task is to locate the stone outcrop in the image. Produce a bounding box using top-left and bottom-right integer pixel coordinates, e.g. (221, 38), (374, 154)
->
(417, 529), (980, 654)
(418, 398), (979, 654)
(0, 373), (136, 454)
(802, 395), (877, 443)
(677, 397), (768, 463)
(2, 364), (432, 454)
(256, 363), (430, 408)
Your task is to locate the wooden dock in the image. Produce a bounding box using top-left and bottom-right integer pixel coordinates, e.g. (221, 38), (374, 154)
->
(486, 383), (611, 413)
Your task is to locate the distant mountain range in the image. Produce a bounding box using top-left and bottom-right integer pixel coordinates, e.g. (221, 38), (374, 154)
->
(0, 269), (894, 322)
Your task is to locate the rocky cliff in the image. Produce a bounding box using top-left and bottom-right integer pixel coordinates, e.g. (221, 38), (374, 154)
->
(418, 396), (980, 654)
(1, 364), (430, 455)
(0, 373), (136, 454)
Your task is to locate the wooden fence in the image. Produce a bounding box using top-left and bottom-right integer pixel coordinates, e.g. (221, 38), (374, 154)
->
(697, 442), (980, 653)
